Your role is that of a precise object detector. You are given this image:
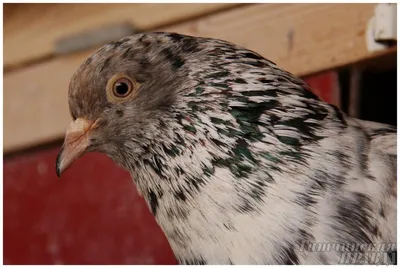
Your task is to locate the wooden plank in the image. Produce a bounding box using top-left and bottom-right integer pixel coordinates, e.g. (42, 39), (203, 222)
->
(4, 3), (238, 68)
(160, 3), (386, 77)
(4, 51), (93, 153)
(4, 3), (396, 153)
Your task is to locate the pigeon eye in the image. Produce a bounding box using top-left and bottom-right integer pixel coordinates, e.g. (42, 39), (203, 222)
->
(106, 74), (139, 103)
(113, 79), (132, 97)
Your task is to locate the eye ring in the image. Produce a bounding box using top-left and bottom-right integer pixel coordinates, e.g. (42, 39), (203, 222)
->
(106, 74), (139, 103)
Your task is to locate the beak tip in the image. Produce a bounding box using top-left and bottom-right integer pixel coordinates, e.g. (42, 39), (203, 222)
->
(56, 165), (61, 178)
(56, 167), (61, 178)
(56, 149), (63, 178)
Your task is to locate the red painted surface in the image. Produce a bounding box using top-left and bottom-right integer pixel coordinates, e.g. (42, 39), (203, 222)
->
(304, 71), (340, 106)
(3, 71), (338, 264)
(3, 147), (177, 264)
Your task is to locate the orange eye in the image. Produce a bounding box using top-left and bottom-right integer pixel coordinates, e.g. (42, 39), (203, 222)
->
(112, 77), (133, 98)
(106, 74), (139, 103)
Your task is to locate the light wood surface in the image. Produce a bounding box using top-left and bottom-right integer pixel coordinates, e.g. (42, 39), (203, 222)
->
(4, 51), (93, 153)
(161, 3), (385, 76)
(4, 3), (238, 68)
(4, 3), (396, 153)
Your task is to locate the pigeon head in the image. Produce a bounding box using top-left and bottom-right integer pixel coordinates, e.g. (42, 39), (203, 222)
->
(55, 32), (307, 183)
(56, 32), (203, 177)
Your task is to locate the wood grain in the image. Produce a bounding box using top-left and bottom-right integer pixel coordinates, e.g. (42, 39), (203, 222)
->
(161, 3), (386, 77)
(4, 51), (93, 153)
(4, 3), (237, 68)
(4, 3), (396, 153)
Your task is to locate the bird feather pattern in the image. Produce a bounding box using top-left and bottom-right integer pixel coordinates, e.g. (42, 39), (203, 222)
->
(58, 32), (397, 265)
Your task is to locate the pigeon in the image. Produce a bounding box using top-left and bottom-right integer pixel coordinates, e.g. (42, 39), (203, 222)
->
(56, 32), (397, 265)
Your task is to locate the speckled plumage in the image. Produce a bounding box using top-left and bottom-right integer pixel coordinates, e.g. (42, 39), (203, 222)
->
(61, 32), (396, 264)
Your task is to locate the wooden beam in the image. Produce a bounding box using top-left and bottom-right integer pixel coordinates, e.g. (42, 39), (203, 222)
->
(4, 3), (396, 153)
(4, 51), (92, 153)
(4, 3), (238, 69)
(161, 3), (390, 77)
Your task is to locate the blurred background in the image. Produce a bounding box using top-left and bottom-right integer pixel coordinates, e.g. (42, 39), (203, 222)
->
(3, 3), (397, 265)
